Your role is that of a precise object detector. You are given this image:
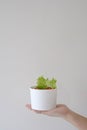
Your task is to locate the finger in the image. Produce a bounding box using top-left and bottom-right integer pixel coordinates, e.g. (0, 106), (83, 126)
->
(26, 104), (32, 110)
(32, 110), (42, 114)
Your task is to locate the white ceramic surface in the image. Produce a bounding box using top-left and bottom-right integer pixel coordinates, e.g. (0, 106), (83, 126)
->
(30, 87), (57, 110)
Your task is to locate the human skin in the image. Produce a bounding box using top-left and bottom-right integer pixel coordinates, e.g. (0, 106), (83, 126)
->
(26, 104), (87, 130)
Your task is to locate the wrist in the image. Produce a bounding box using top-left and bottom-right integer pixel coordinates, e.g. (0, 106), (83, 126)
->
(62, 107), (72, 120)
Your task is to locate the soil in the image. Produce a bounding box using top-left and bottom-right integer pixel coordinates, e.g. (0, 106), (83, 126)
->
(34, 86), (53, 89)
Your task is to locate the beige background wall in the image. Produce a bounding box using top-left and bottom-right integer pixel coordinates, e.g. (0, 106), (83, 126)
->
(0, 0), (87, 130)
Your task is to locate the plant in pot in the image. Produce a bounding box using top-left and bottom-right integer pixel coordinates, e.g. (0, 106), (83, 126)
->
(30, 76), (57, 111)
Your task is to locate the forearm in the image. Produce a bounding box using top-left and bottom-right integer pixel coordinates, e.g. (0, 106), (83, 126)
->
(64, 109), (87, 130)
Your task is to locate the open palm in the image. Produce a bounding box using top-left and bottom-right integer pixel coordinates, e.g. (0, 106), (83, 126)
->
(26, 104), (70, 118)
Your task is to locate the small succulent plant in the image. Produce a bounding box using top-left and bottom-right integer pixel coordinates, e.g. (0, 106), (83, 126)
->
(36, 76), (57, 89)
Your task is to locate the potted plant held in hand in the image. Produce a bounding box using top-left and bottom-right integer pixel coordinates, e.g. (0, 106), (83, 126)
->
(30, 76), (57, 110)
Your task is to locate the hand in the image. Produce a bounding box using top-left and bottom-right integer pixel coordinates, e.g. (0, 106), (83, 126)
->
(26, 104), (70, 118)
(26, 104), (87, 130)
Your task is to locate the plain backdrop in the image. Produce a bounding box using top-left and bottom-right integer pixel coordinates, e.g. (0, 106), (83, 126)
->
(0, 0), (87, 130)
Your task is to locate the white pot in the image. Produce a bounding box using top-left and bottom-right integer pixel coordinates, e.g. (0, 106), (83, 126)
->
(30, 87), (57, 111)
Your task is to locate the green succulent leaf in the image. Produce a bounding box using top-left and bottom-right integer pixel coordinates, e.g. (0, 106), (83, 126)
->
(36, 76), (47, 89)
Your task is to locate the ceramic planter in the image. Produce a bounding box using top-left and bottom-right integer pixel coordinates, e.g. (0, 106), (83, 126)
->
(30, 87), (57, 111)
